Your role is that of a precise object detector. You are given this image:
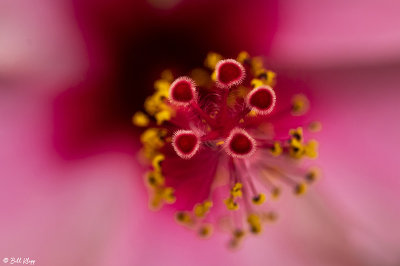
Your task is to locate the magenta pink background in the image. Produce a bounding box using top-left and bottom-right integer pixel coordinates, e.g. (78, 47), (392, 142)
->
(0, 0), (399, 265)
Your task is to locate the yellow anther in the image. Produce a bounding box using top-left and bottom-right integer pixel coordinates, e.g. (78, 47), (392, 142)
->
(290, 127), (304, 142)
(154, 79), (170, 92)
(216, 141), (224, 146)
(152, 154), (165, 171)
(270, 142), (282, 156)
(230, 183), (243, 198)
(140, 128), (165, 148)
(162, 187), (176, 204)
(140, 128), (168, 160)
(291, 94), (310, 116)
(271, 187), (281, 199)
(149, 193), (163, 210)
(239, 119), (244, 124)
(289, 138), (305, 159)
(155, 109), (172, 125)
(161, 69), (174, 82)
(252, 193), (266, 205)
(304, 140), (319, 159)
(237, 51), (250, 64)
(211, 71), (217, 81)
(248, 110), (257, 117)
(306, 167), (321, 183)
(145, 171), (165, 187)
(193, 200), (213, 218)
(308, 121), (322, 132)
(175, 211), (193, 226)
(144, 89), (169, 115)
(132, 111), (150, 127)
(256, 69), (276, 86)
(198, 224), (213, 238)
(294, 183), (307, 195)
(254, 68), (267, 79)
(247, 213), (262, 234)
(251, 78), (264, 88)
(205, 52), (223, 69)
(224, 197), (239, 211)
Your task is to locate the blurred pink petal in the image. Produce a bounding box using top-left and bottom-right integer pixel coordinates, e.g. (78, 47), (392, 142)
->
(0, 0), (87, 92)
(270, 1), (400, 67)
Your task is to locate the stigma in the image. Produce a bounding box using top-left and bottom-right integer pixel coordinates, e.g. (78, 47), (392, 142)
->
(225, 128), (256, 158)
(172, 130), (201, 159)
(133, 52), (321, 248)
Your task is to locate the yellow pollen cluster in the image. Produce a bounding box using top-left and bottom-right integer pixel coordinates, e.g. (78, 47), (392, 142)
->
(270, 141), (283, 156)
(141, 130), (176, 210)
(204, 52), (223, 70)
(294, 182), (307, 195)
(289, 127), (319, 159)
(140, 128), (167, 160)
(252, 193), (266, 205)
(133, 70), (175, 127)
(193, 200), (213, 218)
(198, 224), (213, 238)
(224, 182), (243, 211)
(247, 213), (262, 234)
(306, 167), (321, 183)
(175, 211), (194, 226)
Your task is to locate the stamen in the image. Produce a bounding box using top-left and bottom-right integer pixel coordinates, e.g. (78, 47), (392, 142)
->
(305, 167), (321, 183)
(198, 224), (213, 238)
(246, 86), (276, 115)
(205, 52), (223, 70)
(215, 59), (246, 88)
(193, 200), (213, 218)
(169, 76), (197, 107)
(151, 154), (165, 171)
(132, 111), (150, 127)
(294, 183), (307, 195)
(175, 211), (194, 227)
(172, 130), (201, 159)
(224, 197), (239, 211)
(252, 193), (266, 205)
(145, 171), (165, 187)
(269, 141), (282, 156)
(289, 127), (303, 142)
(247, 213), (262, 234)
(230, 182), (243, 198)
(224, 128), (256, 158)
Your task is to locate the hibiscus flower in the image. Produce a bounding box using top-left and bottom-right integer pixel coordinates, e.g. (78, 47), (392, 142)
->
(0, 0), (399, 266)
